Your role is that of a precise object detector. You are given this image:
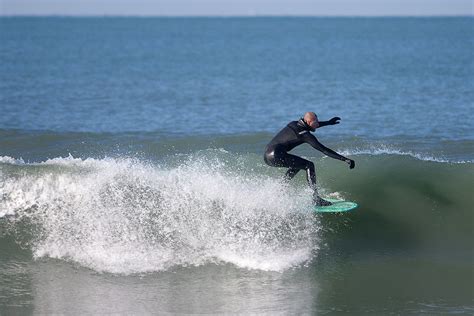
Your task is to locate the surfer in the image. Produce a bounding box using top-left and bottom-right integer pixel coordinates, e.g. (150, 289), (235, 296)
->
(264, 112), (355, 206)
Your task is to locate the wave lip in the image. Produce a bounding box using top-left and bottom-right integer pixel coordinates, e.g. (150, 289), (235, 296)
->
(339, 145), (473, 163)
(1, 155), (319, 274)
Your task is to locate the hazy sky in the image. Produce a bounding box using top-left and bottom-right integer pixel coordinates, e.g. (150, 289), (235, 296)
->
(1, 0), (472, 16)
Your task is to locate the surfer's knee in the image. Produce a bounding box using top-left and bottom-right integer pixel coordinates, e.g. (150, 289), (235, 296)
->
(263, 150), (275, 166)
(305, 161), (315, 172)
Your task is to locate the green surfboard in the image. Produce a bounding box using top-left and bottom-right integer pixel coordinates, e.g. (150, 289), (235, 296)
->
(314, 198), (358, 213)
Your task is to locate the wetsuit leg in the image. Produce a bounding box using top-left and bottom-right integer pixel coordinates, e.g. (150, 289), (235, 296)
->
(265, 150), (317, 189)
(265, 150), (330, 205)
(285, 167), (300, 180)
(281, 153), (317, 190)
(305, 164), (317, 189)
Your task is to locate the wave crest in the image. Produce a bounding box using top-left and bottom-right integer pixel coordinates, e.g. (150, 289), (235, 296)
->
(0, 155), (319, 274)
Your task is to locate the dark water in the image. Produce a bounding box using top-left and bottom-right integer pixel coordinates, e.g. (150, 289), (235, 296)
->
(1, 17), (473, 314)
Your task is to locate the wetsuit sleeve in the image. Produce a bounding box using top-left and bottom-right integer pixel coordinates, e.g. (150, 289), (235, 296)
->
(318, 117), (341, 128)
(303, 133), (347, 161)
(318, 121), (332, 128)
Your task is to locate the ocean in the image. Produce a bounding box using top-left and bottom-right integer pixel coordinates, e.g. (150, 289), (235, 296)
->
(1, 17), (473, 314)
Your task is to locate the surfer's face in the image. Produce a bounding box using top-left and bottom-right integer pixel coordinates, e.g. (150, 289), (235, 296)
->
(308, 116), (319, 131)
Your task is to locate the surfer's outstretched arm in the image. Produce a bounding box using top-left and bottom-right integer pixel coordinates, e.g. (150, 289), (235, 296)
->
(304, 134), (355, 169)
(317, 117), (341, 128)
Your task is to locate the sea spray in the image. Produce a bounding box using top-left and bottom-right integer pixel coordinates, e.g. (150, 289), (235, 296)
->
(0, 154), (320, 274)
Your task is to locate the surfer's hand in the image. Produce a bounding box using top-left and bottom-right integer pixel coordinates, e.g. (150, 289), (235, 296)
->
(346, 159), (355, 169)
(328, 117), (341, 125)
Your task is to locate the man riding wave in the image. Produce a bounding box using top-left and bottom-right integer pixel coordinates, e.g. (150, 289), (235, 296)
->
(264, 112), (355, 206)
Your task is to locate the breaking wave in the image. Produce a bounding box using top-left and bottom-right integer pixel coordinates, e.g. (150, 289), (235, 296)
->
(1, 147), (472, 274)
(0, 153), (319, 274)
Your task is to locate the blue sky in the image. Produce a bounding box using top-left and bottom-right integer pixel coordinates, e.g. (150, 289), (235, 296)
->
(1, 0), (472, 16)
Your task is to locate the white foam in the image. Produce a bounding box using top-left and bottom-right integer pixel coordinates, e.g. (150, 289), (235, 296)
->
(338, 145), (472, 163)
(0, 156), (25, 164)
(1, 155), (320, 274)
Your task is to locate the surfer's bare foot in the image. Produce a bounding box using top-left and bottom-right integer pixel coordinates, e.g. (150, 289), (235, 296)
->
(314, 197), (332, 206)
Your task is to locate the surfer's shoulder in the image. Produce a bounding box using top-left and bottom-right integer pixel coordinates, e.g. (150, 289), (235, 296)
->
(286, 120), (299, 128)
(287, 120), (311, 136)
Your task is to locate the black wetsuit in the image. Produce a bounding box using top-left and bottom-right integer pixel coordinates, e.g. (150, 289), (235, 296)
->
(264, 118), (349, 201)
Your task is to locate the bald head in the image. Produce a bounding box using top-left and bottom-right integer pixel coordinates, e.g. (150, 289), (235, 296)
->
(304, 112), (319, 131)
(304, 112), (317, 122)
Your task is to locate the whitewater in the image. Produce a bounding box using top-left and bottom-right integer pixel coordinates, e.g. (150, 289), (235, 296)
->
(0, 154), (321, 273)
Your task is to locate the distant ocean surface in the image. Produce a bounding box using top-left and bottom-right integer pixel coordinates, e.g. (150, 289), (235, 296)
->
(1, 17), (473, 314)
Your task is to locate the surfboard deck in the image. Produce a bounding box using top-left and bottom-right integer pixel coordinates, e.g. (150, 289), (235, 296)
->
(314, 198), (358, 213)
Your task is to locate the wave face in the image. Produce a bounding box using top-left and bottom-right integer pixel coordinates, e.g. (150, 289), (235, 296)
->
(315, 153), (474, 254)
(0, 153), (318, 274)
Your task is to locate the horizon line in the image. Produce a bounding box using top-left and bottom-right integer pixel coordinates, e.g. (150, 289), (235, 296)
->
(1, 14), (473, 18)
